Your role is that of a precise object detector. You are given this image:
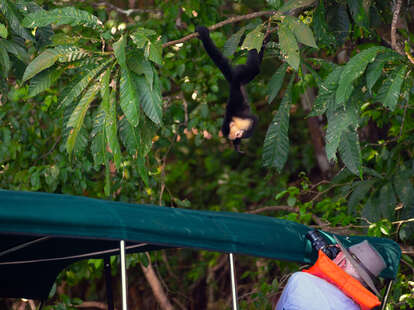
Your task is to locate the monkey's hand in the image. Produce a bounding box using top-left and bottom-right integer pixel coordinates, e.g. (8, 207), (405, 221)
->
(196, 26), (210, 39)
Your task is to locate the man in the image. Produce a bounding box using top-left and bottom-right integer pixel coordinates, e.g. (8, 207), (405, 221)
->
(275, 238), (386, 310)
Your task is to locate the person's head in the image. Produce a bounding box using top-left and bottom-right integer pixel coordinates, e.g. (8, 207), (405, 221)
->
(334, 240), (386, 286)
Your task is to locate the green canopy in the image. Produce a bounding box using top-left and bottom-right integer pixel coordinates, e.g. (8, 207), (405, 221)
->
(0, 189), (401, 300)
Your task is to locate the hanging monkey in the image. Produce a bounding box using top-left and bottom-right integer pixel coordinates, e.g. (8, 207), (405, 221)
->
(196, 26), (267, 153)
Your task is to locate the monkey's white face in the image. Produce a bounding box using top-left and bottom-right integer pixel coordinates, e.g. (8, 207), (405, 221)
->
(228, 117), (252, 140)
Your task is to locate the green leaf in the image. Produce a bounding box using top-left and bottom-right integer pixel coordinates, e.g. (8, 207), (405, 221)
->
(61, 59), (111, 107)
(378, 183), (397, 220)
(135, 74), (162, 124)
(106, 89), (122, 169)
(310, 66), (343, 116)
(284, 16), (317, 48)
(312, 0), (335, 47)
(335, 46), (385, 104)
(278, 0), (316, 13)
(55, 46), (90, 62)
(91, 108), (106, 166)
(0, 23), (7, 38)
(0, 0), (32, 41)
(376, 65), (407, 111)
(366, 58), (385, 93)
(22, 7), (103, 31)
(28, 68), (62, 97)
(262, 76), (293, 171)
(348, 180), (375, 212)
(146, 40), (162, 65)
(325, 105), (359, 161)
(1, 39), (29, 63)
(0, 41), (10, 77)
(128, 57), (153, 88)
(267, 62), (288, 104)
(278, 22), (299, 71)
(241, 25), (264, 51)
(119, 117), (140, 155)
(130, 28), (156, 48)
(66, 83), (99, 155)
(119, 67), (140, 127)
(114, 36), (127, 67)
(338, 129), (362, 177)
(348, 0), (369, 28)
(223, 27), (246, 57)
(22, 49), (59, 82)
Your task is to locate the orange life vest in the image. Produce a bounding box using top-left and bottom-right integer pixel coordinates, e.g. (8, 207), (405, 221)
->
(303, 250), (381, 310)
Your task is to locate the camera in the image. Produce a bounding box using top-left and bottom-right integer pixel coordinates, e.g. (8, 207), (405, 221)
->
(306, 230), (340, 260)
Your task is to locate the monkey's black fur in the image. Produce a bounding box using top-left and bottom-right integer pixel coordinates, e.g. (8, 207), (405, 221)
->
(196, 26), (265, 153)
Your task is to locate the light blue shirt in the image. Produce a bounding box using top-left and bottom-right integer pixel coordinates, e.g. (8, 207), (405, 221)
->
(275, 272), (360, 310)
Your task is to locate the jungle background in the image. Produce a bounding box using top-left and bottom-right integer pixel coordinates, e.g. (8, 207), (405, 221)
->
(0, 0), (413, 309)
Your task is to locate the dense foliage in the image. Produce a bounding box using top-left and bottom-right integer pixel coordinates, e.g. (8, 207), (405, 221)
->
(0, 0), (413, 309)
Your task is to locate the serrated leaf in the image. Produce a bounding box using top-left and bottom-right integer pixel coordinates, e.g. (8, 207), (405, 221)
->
(91, 108), (106, 166)
(0, 41), (10, 77)
(223, 27), (246, 57)
(310, 66), (343, 116)
(379, 183), (397, 220)
(114, 35), (127, 67)
(325, 105), (359, 161)
(267, 62), (288, 104)
(61, 59), (111, 107)
(262, 77), (293, 171)
(278, 22), (299, 71)
(327, 4), (350, 45)
(66, 83), (99, 155)
(366, 50), (403, 93)
(147, 40), (162, 64)
(338, 129), (362, 177)
(22, 7), (103, 31)
(1, 39), (29, 63)
(241, 25), (264, 51)
(28, 68), (62, 97)
(0, 0), (32, 41)
(284, 16), (317, 48)
(135, 74), (162, 124)
(120, 67), (140, 127)
(130, 31), (148, 49)
(278, 0), (316, 13)
(22, 49), (59, 82)
(335, 46), (385, 104)
(128, 57), (153, 87)
(348, 180), (375, 212)
(312, 0), (336, 47)
(376, 65), (407, 111)
(106, 89), (121, 169)
(0, 23), (7, 38)
(55, 46), (90, 62)
(119, 117), (140, 155)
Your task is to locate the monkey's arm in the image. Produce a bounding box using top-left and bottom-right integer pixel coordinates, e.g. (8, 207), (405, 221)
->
(234, 35), (269, 85)
(196, 26), (233, 82)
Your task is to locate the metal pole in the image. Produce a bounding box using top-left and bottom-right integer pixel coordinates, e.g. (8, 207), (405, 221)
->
(229, 253), (239, 310)
(380, 280), (393, 310)
(120, 240), (128, 310)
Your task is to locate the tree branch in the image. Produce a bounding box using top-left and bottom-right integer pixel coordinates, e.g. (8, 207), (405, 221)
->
(391, 0), (404, 55)
(141, 253), (174, 310)
(162, 10), (276, 48)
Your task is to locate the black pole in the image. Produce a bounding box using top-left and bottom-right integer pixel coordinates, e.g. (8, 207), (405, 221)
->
(104, 256), (115, 310)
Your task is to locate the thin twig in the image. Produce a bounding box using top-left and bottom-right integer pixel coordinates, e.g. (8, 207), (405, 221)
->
(391, 0), (404, 55)
(162, 10), (277, 48)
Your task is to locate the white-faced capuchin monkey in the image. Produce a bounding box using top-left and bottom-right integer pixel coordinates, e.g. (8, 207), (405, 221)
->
(196, 26), (267, 153)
